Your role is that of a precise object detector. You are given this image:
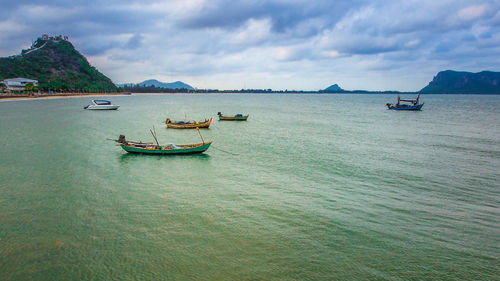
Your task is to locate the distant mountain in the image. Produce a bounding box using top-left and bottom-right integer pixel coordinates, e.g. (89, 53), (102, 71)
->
(421, 70), (500, 94)
(323, 84), (344, 92)
(137, 79), (194, 90)
(0, 36), (117, 92)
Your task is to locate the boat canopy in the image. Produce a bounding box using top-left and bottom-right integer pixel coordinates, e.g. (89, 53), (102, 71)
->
(398, 93), (420, 104)
(93, 100), (112, 105)
(399, 99), (416, 102)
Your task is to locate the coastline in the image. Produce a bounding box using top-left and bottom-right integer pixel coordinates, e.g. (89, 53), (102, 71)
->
(2, 92), (497, 102)
(0, 92), (209, 102)
(0, 91), (265, 102)
(0, 92), (136, 102)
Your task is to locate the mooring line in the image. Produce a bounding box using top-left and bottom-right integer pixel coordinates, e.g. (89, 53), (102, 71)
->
(212, 146), (239, 156)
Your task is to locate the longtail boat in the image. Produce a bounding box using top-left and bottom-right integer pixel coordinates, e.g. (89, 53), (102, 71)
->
(386, 93), (424, 110)
(165, 118), (212, 129)
(217, 112), (249, 121)
(113, 127), (211, 155)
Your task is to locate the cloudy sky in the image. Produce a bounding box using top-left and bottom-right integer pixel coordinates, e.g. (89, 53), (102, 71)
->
(1, 0), (499, 91)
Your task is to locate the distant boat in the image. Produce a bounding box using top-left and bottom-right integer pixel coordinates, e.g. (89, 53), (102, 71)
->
(84, 100), (119, 110)
(165, 118), (212, 129)
(114, 134), (212, 155)
(217, 112), (249, 121)
(386, 94), (424, 110)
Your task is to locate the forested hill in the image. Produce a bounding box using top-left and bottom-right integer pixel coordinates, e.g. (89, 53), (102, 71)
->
(0, 37), (117, 92)
(421, 70), (500, 94)
(138, 79), (194, 90)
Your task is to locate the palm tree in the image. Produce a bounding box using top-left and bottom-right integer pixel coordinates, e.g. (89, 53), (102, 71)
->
(25, 82), (35, 94)
(0, 82), (7, 94)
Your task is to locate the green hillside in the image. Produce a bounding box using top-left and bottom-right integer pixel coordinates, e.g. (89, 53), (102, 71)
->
(0, 37), (117, 92)
(421, 70), (500, 94)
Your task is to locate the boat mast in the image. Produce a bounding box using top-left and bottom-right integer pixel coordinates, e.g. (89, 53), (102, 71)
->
(150, 126), (160, 147)
(196, 127), (205, 144)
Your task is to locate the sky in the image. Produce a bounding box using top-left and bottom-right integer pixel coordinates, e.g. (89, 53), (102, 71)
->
(1, 0), (499, 91)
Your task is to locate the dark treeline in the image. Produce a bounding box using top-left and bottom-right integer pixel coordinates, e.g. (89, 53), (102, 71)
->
(120, 85), (321, 93)
(120, 85), (192, 93)
(119, 84), (413, 94)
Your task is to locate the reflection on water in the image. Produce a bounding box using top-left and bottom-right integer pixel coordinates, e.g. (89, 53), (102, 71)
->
(119, 152), (211, 162)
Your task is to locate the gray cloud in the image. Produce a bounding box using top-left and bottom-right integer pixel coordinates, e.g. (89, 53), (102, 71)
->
(1, 0), (499, 90)
(177, 0), (363, 34)
(125, 34), (143, 49)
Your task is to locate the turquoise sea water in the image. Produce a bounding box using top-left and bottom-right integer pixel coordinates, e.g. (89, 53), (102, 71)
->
(0, 94), (499, 280)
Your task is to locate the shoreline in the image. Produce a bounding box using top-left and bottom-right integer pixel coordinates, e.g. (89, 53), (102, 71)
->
(1, 92), (496, 102)
(0, 92), (209, 102)
(0, 91), (270, 102)
(0, 92), (138, 102)
(0, 92), (210, 102)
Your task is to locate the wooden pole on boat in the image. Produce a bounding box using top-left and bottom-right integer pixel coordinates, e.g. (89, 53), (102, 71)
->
(153, 126), (160, 146)
(196, 127), (205, 144)
(153, 125), (158, 140)
(150, 127), (160, 147)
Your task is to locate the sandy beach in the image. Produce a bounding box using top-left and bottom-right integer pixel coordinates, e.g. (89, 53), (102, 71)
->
(0, 91), (249, 102)
(0, 92), (188, 102)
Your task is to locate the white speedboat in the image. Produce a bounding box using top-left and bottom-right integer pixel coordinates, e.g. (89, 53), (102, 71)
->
(84, 100), (119, 110)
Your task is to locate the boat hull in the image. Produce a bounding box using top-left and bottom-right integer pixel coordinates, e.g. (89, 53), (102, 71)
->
(387, 103), (424, 111)
(85, 105), (120, 110)
(218, 115), (249, 121)
(166, 119), (212, 129)
(120, 142), (212, 155)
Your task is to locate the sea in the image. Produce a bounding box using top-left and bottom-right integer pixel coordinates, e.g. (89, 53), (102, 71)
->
(0, 94), (499, 280)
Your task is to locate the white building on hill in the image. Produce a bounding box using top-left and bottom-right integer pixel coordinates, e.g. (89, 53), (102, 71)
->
(1, 78), (38, 93)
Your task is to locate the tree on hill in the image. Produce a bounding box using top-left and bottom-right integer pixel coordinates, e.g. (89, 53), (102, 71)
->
(24, 82), (36, 93)
(0, 37), (118, 93)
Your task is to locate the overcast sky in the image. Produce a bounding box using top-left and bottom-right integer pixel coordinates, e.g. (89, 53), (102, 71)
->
(1, 0), (499, 91)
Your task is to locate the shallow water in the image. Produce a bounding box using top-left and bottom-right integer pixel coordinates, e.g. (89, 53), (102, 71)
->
(0, 94), (499, 280)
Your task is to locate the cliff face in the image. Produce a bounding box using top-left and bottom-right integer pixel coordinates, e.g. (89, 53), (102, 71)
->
(0, 38), (117, 92)
(421, 70), (500, 94)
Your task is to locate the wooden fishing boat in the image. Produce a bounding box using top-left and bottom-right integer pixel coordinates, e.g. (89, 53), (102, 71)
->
(119, 141), (212, 155)
(165, 118), (212, 129)
(217, 112), (249, 121)
(114, 135), (212, 155)
(386, 93), (424, 110)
